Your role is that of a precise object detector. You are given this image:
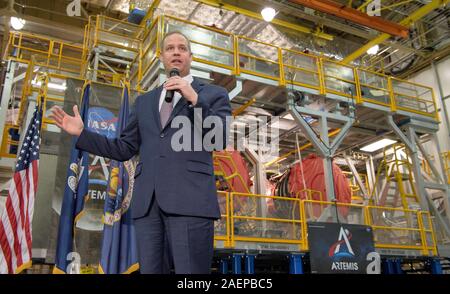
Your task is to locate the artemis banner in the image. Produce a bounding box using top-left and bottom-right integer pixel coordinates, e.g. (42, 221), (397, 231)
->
(308, 222), (380, 274)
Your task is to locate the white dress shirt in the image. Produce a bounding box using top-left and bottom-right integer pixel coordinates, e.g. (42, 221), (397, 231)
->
(159, 74), (194, 111)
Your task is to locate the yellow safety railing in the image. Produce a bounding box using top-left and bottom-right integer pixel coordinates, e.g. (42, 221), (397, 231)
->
(320, 58), (360, 100)
(357, 68), (392, 107)
(342, 171), (369, 203)
(0, 124), (20, 158)
(368, 144), (420, 209)
(4, 14), (440, 121)
(212, 193), (437, 255)
(6, 31), (85, 77)
(366, 206), (437, 255)
(132, 14), (439, 120)
(295, 188), (324, 201)
(163, 15), (235, 71)
(87, 15), (143, 51)
(83, 15), (143, 86)
(213, 152), (251, 194)
(134, 16), (160, 89)
(281, 48), (321, 91)
(214, 191), (231, 247)
(229, 192), (305, 250)
(385, 144), (420, 209)
(301, 199), (368, 251)
(237, 35), (281, 81)
(390, 77), (439, 120)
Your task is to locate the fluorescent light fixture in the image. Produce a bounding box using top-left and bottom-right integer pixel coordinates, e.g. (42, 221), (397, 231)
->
(31, 80), (67, 91)
(367, 44), (379, 55)
(282, 113), (294, 120)
(360, 138), (396, 152)
(10, 17), (26, 30)
(48, 82), (67, 91)
(261, 7), (276, 22)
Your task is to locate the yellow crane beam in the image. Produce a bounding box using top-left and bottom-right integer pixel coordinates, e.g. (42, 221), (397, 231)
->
(342, 0), (449, 64)
(195, 0), (334, 41)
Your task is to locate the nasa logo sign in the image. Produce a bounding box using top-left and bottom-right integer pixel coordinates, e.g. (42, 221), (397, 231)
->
(87, 107), (118, 138)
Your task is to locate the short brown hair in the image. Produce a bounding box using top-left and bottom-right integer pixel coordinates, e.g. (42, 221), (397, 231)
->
(160, 31), (192, 53)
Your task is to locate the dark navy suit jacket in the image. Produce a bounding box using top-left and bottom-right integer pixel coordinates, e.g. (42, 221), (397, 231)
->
(76, 77), (232, 219)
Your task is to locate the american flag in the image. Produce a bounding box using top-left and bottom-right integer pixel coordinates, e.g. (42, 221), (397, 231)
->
(0, 103), (42, 274)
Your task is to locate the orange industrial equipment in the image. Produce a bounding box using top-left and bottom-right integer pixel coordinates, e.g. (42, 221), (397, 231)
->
(288, 0), (409, 38)
(272, 154), (352, 218)
(213, 150), (252, 193)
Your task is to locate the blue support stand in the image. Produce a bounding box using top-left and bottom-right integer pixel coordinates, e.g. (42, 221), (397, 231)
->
(393, 258), (403, 274)
(244, 255), (256, 274)
(430, 259), (443, 274)
(232, 254), (243, 274)
(289, 254), (304, 274)
(384, 258), (403, 274)
(220, 259), (229, 274)
(383, 259), (394, 274)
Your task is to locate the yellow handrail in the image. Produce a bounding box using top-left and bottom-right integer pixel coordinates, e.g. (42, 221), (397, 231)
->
(214, 192), (437, 255)
(4, 13), (440, 132)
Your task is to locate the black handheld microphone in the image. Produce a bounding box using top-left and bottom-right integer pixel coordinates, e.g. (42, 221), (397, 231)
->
(165, 68), (180, 103)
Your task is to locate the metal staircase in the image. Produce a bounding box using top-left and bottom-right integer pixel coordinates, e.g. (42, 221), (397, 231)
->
(373, 144), (421, 210)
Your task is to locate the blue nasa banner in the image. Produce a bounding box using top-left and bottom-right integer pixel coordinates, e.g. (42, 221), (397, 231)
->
(87, 107), (118, 138)
(307, 222), (378, 274)
(75, 107), (118, 232)
(54, 83), (91, 273)
(87, 107), (117, 190)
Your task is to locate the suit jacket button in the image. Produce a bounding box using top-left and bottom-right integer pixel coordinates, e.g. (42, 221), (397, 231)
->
(160, 133), (165, 138)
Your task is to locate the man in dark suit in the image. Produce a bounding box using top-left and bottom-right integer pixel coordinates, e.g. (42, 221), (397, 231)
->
(50, 31), (232, 274)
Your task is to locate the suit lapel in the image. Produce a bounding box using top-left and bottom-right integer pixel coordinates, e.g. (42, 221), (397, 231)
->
(152, 85), (163, 132)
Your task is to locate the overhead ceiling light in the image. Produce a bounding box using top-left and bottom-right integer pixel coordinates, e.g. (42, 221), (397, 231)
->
(10, 17), (26, 30)
(31, 80), (67, 91)
(48, 82), (67, 91)
(360, 138), (396, 152)
(282, 113), (294, 120)
(367, 44), (379, 55)
(261, 7), (276, 22)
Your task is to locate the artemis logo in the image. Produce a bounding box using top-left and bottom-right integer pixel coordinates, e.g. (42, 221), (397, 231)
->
(67, 0), (81, 17)
(328, 227), (355, 258)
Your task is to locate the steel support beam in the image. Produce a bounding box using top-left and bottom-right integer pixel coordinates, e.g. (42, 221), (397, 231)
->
(413, 132), (444, 184)
(245, 147), (267, 196)
(253, 0), (422, 55)
(387, 115), (415, 151)
(432, 61), (450, 138)
(288, 0), (408, 37)
(330, 119), (353, 154)
(405, 126), (430, 211)
(431, 133), (450, 187)
(345, 155), (369, 198)
(366, 155), (376, 197)
(228, 79), (242, 101)
(343, 0), (450, 64)
(288, 100), (354, 201)
(195, 0), (334, 40)
(406, 126), (450, 237)
(320, 116), (336, 201)
(289, 105), (328, 158)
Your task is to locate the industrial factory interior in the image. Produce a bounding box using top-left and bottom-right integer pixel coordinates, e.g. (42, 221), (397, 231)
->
(0, 0), (450, 276)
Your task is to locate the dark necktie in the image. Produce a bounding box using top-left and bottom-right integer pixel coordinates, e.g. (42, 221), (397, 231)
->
(160, 96), (173, 127)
